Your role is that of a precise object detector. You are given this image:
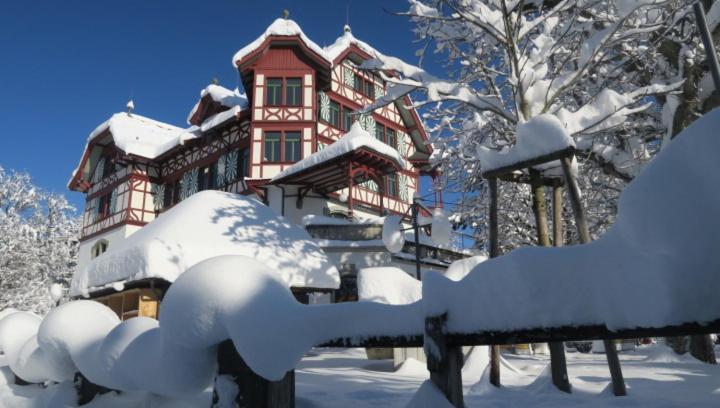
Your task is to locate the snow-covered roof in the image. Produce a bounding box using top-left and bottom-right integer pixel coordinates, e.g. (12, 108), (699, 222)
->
(186, 84), (248, 125)
(324, 25), (382, 61)
(232, 18), (331, 66)
(271, 122), (405, 183)
(87, 112), (192, 159)
(71, 191), (340, 296)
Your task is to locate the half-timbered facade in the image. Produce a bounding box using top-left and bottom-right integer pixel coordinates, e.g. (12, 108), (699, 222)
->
(68, 17), (455, 310)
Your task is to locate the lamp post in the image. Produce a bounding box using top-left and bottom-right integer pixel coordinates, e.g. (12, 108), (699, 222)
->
(412, 195), (422, 280)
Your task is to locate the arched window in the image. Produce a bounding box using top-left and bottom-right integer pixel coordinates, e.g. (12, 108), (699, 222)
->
(91, 239), (109, 259)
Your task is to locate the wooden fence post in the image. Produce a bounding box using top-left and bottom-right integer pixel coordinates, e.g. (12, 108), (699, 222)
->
(425, 314), (464, 407)
(561, 156), (627, 397)
(530, 172), (571, 393)
(488, 177), (501, 388)
(216, 339), (295, 407)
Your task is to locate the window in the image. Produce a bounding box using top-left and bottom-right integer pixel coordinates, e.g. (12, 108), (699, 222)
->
(198, 163), (217, 191)
(374, 124), (397, 149)
(354, 74), (374, 98)
(375, 124), (385, 142)
(343, 107), (355, 131)
(164, 178), (182, 207)
(101, 156), (115, 179)
(266, 78), (282, 106)
(264, 131), (302, 163)
(238, 148), (250, 179)
(284, 132), (301, 162)
(328, 101), (340, 128)
(285, 78), (302, 106)
(97, 193), (111, 219)
(264, 132), (282, 162)
(386, 128), (397, 150)
(91, 240), (109, 259)
(386, 173), (398, 198)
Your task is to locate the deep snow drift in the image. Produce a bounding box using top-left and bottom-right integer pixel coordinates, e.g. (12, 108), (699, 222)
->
(71, 191), (340, 296)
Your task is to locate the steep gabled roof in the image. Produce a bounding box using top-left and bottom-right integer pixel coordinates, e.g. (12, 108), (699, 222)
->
(324, 25), (380, 63)
(187, 84), (248, 126)
(68, 112), (197, 191)
(232, 18), (332, 67)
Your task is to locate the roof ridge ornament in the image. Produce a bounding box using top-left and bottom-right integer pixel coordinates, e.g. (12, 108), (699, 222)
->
(282, 9), (289, 20)
(126, 99), (134, 115)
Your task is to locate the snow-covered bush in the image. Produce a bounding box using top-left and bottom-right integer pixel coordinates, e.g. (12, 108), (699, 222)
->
(0, 166), (79, 314)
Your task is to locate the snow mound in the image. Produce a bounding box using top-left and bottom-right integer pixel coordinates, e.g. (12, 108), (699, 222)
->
(394, 358), (428, 377)
(478, 114), (574, 173)
(405, 380), (454, 408)
(358, 267), (421, 305)
(424, 108), (720, 333)
(272, 122), (405, 182)
(382, 215), (406, 254)
(71, 191), (340, 296)
(443, 256), (487, 281)
(642, 345), (699, 364)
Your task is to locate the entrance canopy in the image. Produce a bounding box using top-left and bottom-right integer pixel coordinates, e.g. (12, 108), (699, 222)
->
(271, 123), (405, 194)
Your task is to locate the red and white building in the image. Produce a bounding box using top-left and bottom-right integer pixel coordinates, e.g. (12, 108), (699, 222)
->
(68, 17), (460, 302)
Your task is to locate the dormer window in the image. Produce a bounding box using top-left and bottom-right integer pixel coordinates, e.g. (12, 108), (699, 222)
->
(91, 239), (109, 259)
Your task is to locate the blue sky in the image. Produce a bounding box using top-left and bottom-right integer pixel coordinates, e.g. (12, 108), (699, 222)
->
(0, 0), (443, 210)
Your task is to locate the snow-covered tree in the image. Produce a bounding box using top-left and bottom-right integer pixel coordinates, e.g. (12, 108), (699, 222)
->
(361, 0), (697, 251)
(0, 166), (79, 314)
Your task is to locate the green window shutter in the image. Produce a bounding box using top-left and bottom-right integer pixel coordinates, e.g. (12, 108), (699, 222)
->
(318, 92), (331, 122)
(399, 175), (409, 202)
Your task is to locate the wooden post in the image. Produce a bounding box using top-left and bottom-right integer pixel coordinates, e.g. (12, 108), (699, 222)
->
(530, 172), (571, 393)
(425, 314), (464, 407)
(560, 156), (626, 397)
(488, 177), (501, 388)
(552, 183), (563, 247)
(216, 340), (295, 407)
(347, 162), (354, 219)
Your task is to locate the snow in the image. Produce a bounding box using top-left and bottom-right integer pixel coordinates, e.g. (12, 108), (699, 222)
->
(272, 122), (406, 183)
(232, 18), (331, 66)
(71, 191), (340, 296)
(477, 114), (575, 173)
(301, 214), (383, 227)
(86, 112), (189, 159)
(186, 84), (248, 126)
(324, 25), (382, 61)
(425, 108), (720, 333)
(430, 208), (452, 246)
(406, 381), (454, 407)
(199, 105), (241, 133)
(382, 215), (406, 254)
(357, 267), (421, 305)
(442, 256), (487, 281)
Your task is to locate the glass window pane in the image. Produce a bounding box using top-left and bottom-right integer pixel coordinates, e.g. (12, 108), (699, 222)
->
(286, 78), (302, 106)
(264, 132), (281, 162)
(343, 107), (354, 131)
(375, 125), (384, 141)
(266, 78), (282, 105)
(364, 79), (373, 97)
(239, 148), (249, 178)
(386, 174), (398, 197)
(284, 132), (301, 162)
(329, 101), (340, 127)
(386, 129), (396, 149)
(354, 74), (362, 92)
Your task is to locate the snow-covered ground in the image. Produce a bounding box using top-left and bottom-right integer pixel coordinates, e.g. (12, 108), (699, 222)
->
(2, 345), (719, 406)
(296, 346), (720, 408)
